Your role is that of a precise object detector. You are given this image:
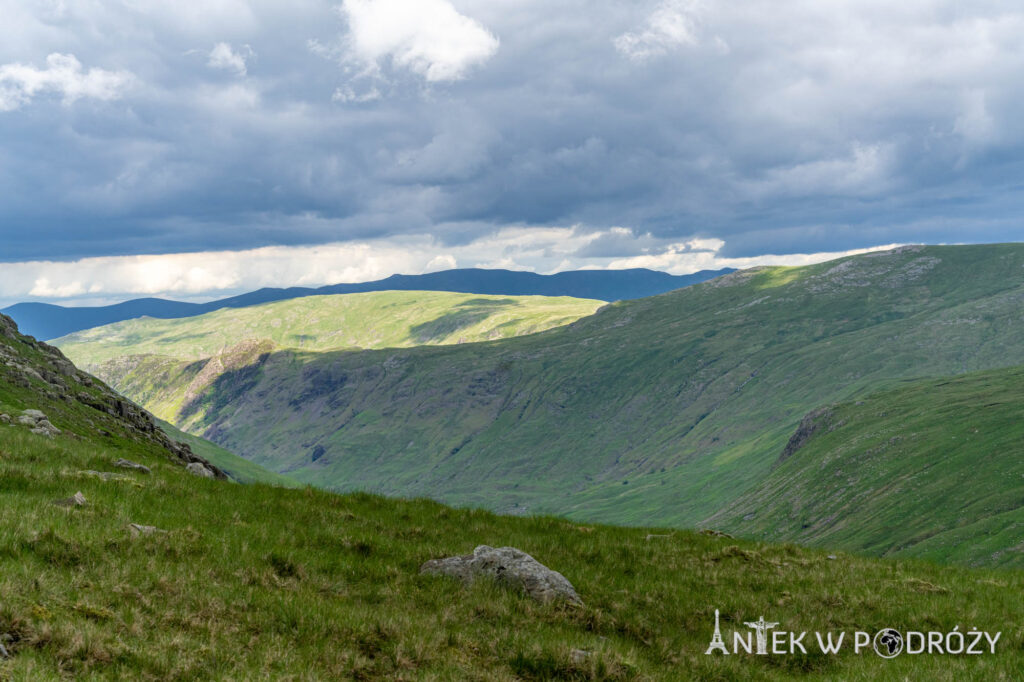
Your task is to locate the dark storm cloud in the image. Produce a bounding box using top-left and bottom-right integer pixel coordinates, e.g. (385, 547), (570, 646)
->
(2, 0), (1024, 264)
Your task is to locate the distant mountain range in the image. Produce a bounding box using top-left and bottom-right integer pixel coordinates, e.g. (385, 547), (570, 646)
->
(65, 244), (1024, 566)
(3, 267), (731, 340)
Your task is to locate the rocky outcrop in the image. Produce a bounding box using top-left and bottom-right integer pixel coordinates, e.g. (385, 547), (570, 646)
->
(0, 313), (227, 479)
(15, 409), (62, 437)
(186, 462), (216, 479)
(420, 545), (582, 604)
(777, 406), (839, 465)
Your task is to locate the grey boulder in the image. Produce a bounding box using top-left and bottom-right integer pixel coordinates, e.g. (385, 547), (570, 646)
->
(114, 458), (152, 474)
(31, 419), (61, 437)
(186, 462), (215, 478)
(53, 491), (88, 508)
(420, 545), (582, 605)
(128, 523), (167, 538)
(17, 409), (60, 436)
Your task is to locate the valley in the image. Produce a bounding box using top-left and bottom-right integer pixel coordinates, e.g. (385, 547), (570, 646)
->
(56, 244), (1024, 568)
(1, 310), (1022, 679)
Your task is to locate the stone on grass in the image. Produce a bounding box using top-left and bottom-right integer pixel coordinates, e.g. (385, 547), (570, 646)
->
(114, 458), (152, 474)
(31, 419), (61, 437)
(129, 520), (166, 536)
(17, 409), (60, 437)
(186, 462), (216, 478)
(53, 491), (88, 508)
(420, 545), (582, 605)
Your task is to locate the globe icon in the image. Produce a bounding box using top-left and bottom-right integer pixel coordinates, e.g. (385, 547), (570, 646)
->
(873, 629), (904, 658)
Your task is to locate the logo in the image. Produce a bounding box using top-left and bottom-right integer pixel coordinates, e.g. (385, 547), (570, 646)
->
(873, 629), (903, 658)
(704, 609), (1001, 658)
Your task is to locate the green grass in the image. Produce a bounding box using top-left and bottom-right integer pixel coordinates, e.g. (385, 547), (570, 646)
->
(707, 365), (1024, 567)
(6, 294), (1024, 679)
(6, 428), (1024, 680)
(71, 244), (1024, 568)
(55, 290), (605, 367)
(3, 395), (1024, 678)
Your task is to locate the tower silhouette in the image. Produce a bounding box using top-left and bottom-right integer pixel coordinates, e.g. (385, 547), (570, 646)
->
(705, 609), (729, 655)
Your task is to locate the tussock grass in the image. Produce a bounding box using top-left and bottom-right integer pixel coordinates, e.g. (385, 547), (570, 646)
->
(2, 424), (1024, 679)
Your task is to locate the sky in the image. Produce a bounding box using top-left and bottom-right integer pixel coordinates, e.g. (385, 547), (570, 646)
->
(1, 0), (1023, 306)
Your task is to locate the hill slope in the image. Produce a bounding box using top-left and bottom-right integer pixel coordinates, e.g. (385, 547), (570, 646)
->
(55, 291), (605, 368)
(706, 365), (1024, 567)
(155, 417), (298, 487)
(2, 312), (1024, 679)
(77, 244), (1024, 566)
(4, 267), (729, 340)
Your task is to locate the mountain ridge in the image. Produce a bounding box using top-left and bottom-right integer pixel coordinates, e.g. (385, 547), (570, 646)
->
(73, 243), (1024, 566)
(53, 291), (605, 367)
(4, 267), (731, 340)
(6, 258), (1024, 677)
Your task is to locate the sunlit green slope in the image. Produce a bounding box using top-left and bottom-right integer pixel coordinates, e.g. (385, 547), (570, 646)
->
(66, 244), (1024, 567)
(56, 290), (605, 367)
(3, 312), (1024, 680)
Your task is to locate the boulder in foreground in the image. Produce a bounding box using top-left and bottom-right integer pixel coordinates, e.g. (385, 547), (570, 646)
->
(420, 545), (582, 605)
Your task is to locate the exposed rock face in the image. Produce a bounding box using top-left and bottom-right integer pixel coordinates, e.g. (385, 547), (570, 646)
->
(0, 312), (227, 479)
(186, 462), (216, 479)
(32, 421), (61, 437)
(15, 409), (61, 437)
(420, 545), (582, 605)
(777, 406), (839, 465)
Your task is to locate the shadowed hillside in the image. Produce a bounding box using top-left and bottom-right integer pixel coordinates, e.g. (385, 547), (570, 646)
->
(3, 310), (1024, 679)
(706, 365), (1024, 566)
(73, 244), (1024, 566)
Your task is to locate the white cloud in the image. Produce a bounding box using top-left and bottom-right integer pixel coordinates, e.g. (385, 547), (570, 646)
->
(0, 228), (903, 307)
(604, 241), (905, 275)
(331, 84), (381, 103)
(208, 42), (254, 76)
(614, 0), (707, 60)
(0, 53), (132, 111)
(337, 0), (499, 82)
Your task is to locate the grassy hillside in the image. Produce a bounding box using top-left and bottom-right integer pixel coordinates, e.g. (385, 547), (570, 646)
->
(706, 365), (1024, 567)
(3, 315), (1024, 679)
(154, 418), (298, 487)
(80, 245), (1024, 567)
(55, 291), (605, 367)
